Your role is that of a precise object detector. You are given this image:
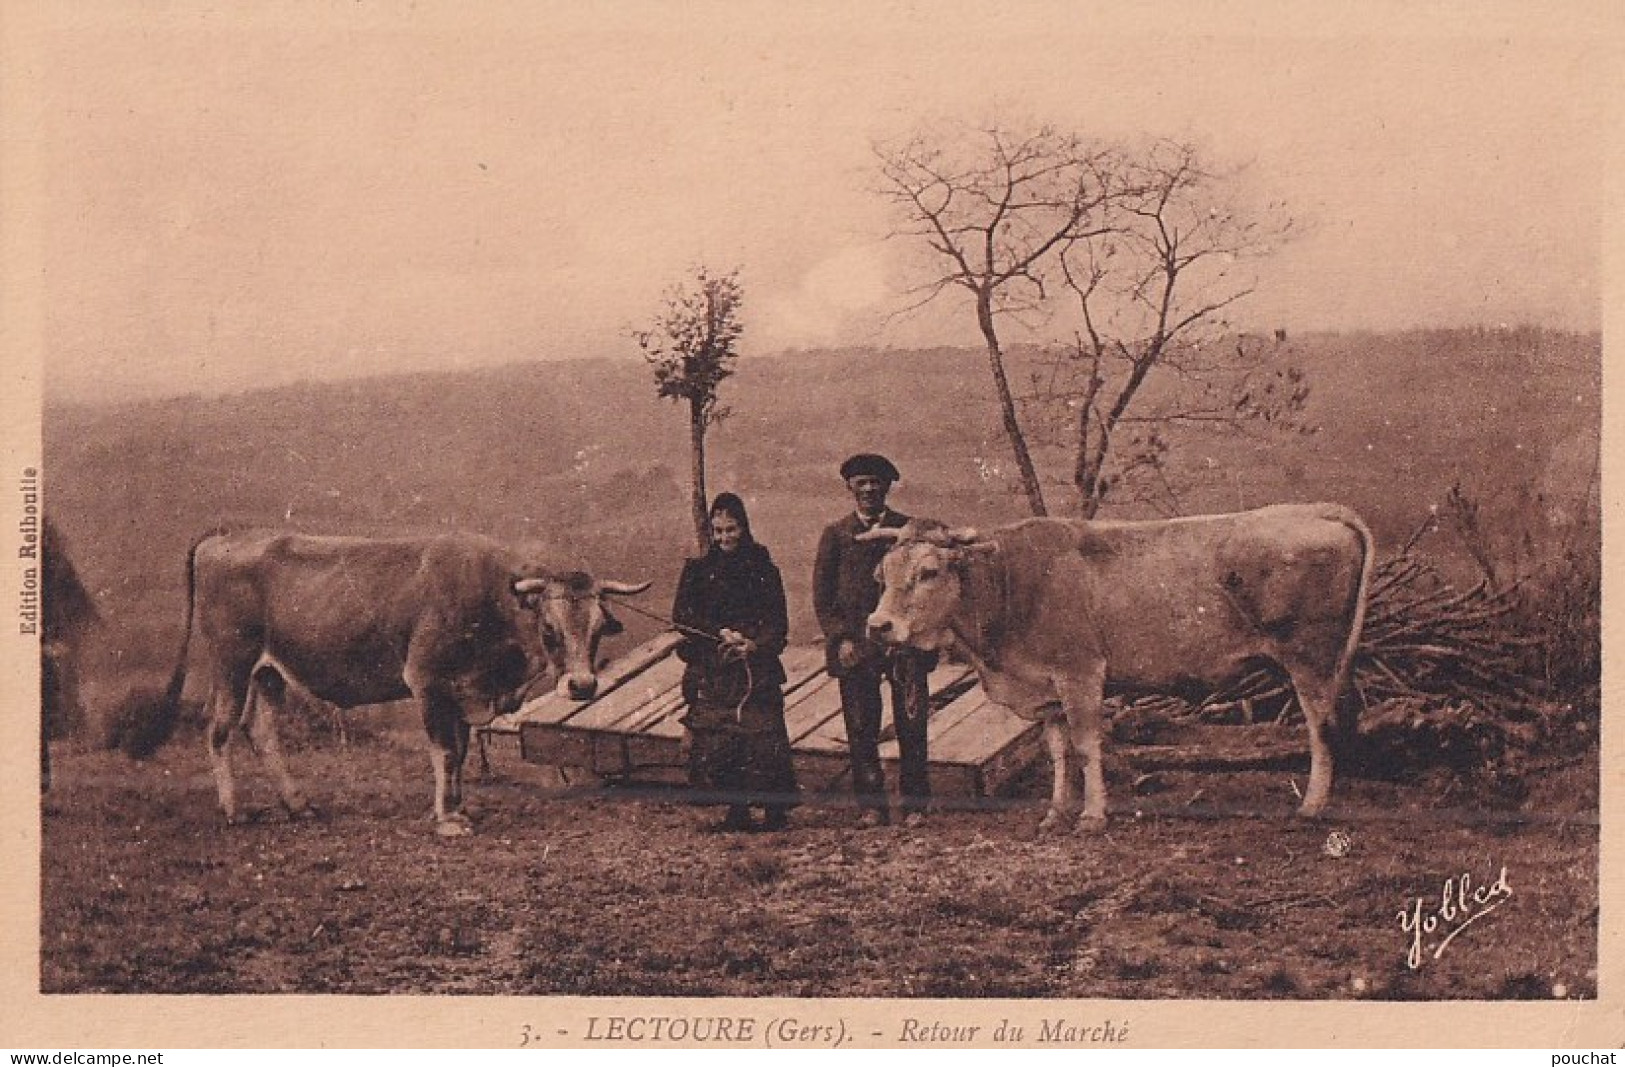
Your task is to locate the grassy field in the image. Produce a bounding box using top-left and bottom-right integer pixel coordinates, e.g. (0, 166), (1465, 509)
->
(42, 735), (1598, 999)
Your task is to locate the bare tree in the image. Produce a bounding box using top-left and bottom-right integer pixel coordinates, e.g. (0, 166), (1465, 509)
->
(635, 267), (745, 553)
(1030, 139), (1302, 516)
(876, 121), (1120, 516)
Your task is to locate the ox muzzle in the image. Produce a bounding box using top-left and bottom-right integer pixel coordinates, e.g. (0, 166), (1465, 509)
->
(866, 612), (911, 647)
(558, 672), (599, 702)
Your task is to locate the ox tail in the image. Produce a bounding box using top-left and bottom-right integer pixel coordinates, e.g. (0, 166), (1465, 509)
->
(118, 530), (213, 759)
(1326, 505), (1377, 744)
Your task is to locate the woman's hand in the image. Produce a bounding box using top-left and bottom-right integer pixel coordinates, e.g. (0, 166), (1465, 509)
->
(719, 628), (757, 660)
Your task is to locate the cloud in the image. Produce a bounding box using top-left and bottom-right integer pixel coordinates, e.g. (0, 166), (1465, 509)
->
(753, 243), (894, 350)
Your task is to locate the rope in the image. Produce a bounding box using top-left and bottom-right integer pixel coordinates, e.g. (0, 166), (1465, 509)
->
(609, 599), (757, 721)
(611, 599), (722, 644)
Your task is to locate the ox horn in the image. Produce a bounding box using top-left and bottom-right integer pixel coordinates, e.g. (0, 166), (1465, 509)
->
(598, 579), (652, 597)
(901, 521), (981, 547)
(855, 526), (906, 543)
(921, 525), (995, 554)
(949, 528), (999, 555)
(512, 577), (550, 596)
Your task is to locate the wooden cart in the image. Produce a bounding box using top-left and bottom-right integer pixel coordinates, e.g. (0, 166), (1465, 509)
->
(480, 632), (1045, 801)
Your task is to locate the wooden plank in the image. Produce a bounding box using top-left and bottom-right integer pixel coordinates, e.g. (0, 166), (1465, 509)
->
(797, 702), (854, 754)
(932, 702), (1036, 766)
(636, 703), (690, 739)
(862, 689), (1040, 796)
(912, 689), (993, 747)
(779, 645), (828, 693)
(520, 715), (1038, 801)
(600, 698), (682, 736)
(623, 729), (686, 771)
(511, 634), (1052, 799)
(926, 664), (979, 703)
(523, 720), (857, 791)
(918, 761), (983, 798)
(784, 675), (838, 714)
(797, 667), (982, 755)
(927, 710), (1006, 763)
(563, 656), (685, 731)
(520, 723), (629, 775)
(975, 716), (1047, 796)
(491, 630), (684, 732)
(618, 688), (686, 734)
(784, 677), (846, 745)
(789, 748), (861, 793)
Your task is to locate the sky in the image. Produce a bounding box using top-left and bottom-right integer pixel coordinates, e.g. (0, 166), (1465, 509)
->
(11, 1), (1619, 403)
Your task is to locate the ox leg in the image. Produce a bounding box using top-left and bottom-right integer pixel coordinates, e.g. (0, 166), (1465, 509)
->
(1287, 668), (1340, 817)
(1057, 667), (1109, 831)
(1037, 710), (1076, 835)
(416, 686), (474, 837)
(205, 680), (249, 825)
(445, 718), (472, 814)
(244, 668), (312, 820)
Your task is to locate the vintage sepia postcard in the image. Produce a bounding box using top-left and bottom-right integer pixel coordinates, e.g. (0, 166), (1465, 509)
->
(2, 0), (1619, 1051)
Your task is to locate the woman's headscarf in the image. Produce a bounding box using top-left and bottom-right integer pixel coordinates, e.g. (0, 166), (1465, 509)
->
(709, 492), (756, 549)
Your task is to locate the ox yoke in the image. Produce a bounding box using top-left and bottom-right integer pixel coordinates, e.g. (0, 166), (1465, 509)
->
(953, 504), (1372, 719)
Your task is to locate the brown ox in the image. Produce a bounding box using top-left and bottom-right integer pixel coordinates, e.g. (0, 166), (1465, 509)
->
(126, 530), (649, 836)
(863, 504), (1374, 830)
(42, 518), (99, 792)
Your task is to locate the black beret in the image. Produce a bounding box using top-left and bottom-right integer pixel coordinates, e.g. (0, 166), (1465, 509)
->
(839, 453), (901, 483)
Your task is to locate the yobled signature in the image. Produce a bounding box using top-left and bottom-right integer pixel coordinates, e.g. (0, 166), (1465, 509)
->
(1398, 865), (1512, 969)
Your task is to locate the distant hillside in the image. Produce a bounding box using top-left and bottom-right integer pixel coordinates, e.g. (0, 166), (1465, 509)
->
(44, 328), (1600, 685)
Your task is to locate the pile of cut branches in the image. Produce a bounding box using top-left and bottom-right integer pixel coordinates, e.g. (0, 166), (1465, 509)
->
(1349, 555), (1544, 717)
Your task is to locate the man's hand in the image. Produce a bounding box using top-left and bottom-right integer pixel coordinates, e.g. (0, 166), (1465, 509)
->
(837, 638), (861, 670)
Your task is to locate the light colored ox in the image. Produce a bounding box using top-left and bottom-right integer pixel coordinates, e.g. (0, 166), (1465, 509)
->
(862, 504), (1374, 831)
(124, 530), (649, 836)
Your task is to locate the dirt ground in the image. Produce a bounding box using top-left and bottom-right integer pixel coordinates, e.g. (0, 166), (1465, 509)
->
(39, 716), (1597, 1000)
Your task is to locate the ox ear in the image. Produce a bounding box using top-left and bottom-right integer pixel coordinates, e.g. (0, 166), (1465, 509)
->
(943, 539), (996, 572)
(598, 579), (652, 597)
(1074, 527), (1118, 560)
(600, 607), (625, 636)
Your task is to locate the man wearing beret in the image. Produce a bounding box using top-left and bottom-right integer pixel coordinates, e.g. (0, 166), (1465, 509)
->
(813, 453), (936, 828)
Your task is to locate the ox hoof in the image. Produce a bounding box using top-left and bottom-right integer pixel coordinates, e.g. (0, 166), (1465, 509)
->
(1076, 813), (1108, 835)
(1295, 803), (1328, 820)
(1036, 811), (1074, 837)
(284, 802), (321, 822)
(433, 810), (474, 837)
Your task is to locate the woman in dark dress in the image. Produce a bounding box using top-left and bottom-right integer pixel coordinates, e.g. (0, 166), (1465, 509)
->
(672, 493), (799, 832)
